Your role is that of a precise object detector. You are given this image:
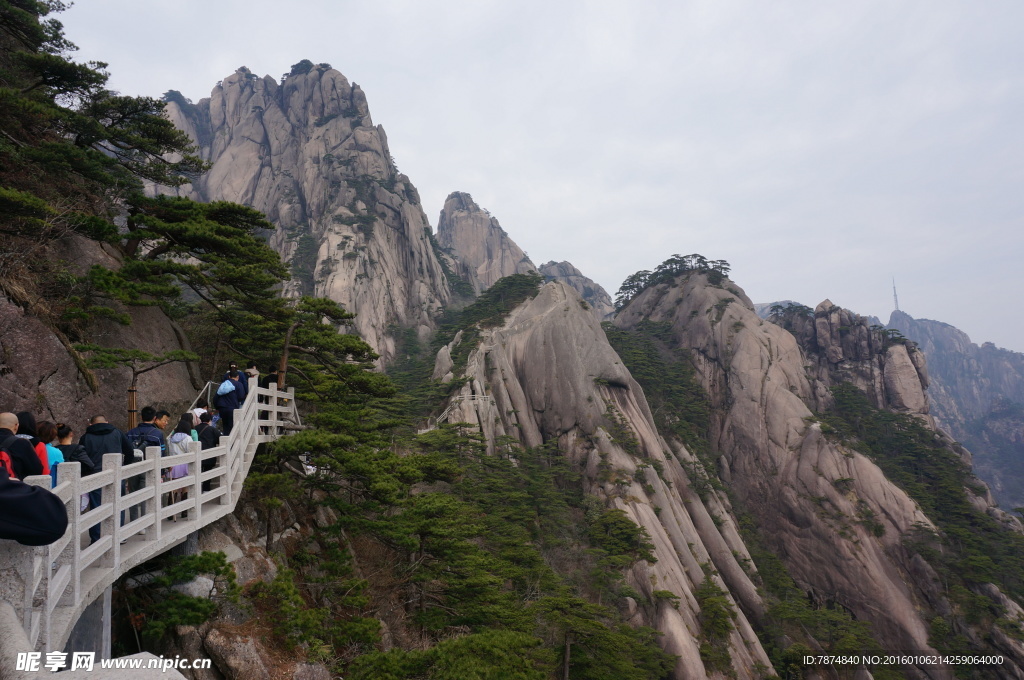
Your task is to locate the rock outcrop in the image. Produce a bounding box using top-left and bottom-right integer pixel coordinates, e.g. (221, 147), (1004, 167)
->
(162, 65), (451, 362)
(538, 260), (615, 320)
(436, 192), (537, 294)
(773, 300), (931, 418)
(887, 310), (1024, 434)
(615, 276), (945, 673)
(432, 281), (774, 679)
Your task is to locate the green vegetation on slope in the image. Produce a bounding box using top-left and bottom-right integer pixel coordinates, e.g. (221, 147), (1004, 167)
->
(823, 382), (1024, 673)
(601, 320), (710, 457)
(261, 420), (675, 679)
(0, 0), (291, 387)
(964, 398), (1024, 511)
(607, 303), (904, 678)
(388, 273), (543, 422)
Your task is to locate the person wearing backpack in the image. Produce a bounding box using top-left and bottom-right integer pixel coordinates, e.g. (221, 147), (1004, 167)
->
(196, 411), (220, 492)
(56, 423), (95, 517)
(15, 411), (50, 476)
(195, 412), (220, 451)
(56, 423), (97, 476)
(79, 415), (134, 543)
(216, 371), (244, 435)
(0, 412), (43, 479)
(221, 361), (249, 404)
(124, 406), (167, 527)
(125, 406), (167, 457)
(36, 421), (64, 488)
(165, 414), (196, 519)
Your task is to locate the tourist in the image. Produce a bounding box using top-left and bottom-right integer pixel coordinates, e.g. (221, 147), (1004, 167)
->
(15, 411), (50, 475)
(0, 464), (68, 545)
(0, 412), (43, 479)
(79, 415), (133, 543)
(36, 421), (64, 487)
(165, 414), (194, 519)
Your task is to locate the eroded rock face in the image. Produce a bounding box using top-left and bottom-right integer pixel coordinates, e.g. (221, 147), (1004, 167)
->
(614, 275), (951, 676)
(0, 237), (197, 431)
(436, 192), (536, 294)
(163, 65), (451, 362)
(432, 281), (774, 679)
(770, 300), (931, 418)
(538, 260), (615, 320)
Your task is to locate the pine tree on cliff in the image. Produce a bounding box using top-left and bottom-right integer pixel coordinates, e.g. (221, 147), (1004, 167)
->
(0, 0), (286, 336)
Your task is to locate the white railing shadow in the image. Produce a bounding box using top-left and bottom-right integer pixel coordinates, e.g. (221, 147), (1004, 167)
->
(0, 380), (300, 654)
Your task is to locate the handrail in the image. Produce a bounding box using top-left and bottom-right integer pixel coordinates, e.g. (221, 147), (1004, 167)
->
(417, 394), (493, 434)
(0, 379), (300, 654)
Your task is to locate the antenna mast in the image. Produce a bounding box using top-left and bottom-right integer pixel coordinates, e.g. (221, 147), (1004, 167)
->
(893, 278), (900, 312)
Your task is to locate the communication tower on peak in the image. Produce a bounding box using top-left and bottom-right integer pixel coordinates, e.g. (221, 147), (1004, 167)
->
(893, 278), (900, 312)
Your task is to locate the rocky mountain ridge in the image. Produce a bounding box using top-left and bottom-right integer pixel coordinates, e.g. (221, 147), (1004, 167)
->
(538, 260), (615, 319)
(162, 63), (452, 363)
(436, 192), (537, 294)
(145, 60), (1024, 678)
(431, 270), (1024, 678)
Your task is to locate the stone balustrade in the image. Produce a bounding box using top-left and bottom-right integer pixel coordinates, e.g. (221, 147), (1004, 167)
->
(0, 381), (299, 657)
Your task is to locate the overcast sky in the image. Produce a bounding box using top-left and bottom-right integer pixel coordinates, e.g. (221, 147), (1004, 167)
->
(62, 1), (1024, 351)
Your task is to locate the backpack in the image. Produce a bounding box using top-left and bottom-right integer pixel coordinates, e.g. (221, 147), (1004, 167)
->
(128, 427), (162, 462)
(0, 435), (17, 478)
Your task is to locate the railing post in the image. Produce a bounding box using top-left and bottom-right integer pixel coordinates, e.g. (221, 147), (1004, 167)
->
(149, 446), (163, 543)
(57, 462), (82, 608)
(191, 439), (202, 522)
(101, 453), (122, 569)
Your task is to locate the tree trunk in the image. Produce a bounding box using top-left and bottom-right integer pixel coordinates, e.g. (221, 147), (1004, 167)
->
(127, 373), (139, 430)
(277, 321), (300, 389)
(563, 634), (572, 680)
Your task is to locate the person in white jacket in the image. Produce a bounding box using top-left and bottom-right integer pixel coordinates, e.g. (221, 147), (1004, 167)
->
(165, 414), (196, 520)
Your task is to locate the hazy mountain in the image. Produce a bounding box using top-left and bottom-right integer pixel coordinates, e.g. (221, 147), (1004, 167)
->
(889, 310), (1024, 509)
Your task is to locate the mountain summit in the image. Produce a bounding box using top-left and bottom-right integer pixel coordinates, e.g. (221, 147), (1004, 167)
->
(162, 62), (452, 362)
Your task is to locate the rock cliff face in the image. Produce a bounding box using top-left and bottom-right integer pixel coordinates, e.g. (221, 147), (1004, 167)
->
(774, 301), (931, 418)
(614, 277), (947, 673)
(163, 65), (451, 362)
(432, 273), (1024, 677)
(433, 281), (773, 679)
(887, 310), (1024, 508)
(0, 237), (197, 431)
(436, 192), (536, 294)
(538, 260), (615, 320)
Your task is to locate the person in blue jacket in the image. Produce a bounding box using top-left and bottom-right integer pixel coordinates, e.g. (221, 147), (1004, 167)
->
(221, 362), (248, 404)
(217, 371), (244, 435)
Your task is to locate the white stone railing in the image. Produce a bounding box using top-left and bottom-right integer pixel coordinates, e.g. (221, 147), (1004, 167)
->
(416, 394), (493, 434)
(0, 380), (300, 654)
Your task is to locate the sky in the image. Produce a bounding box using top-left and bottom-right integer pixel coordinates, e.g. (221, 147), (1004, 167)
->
(61, 1), (1024, 351)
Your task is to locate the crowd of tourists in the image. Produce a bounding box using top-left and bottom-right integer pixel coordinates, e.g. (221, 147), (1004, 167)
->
(0, 362), (275, 547)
